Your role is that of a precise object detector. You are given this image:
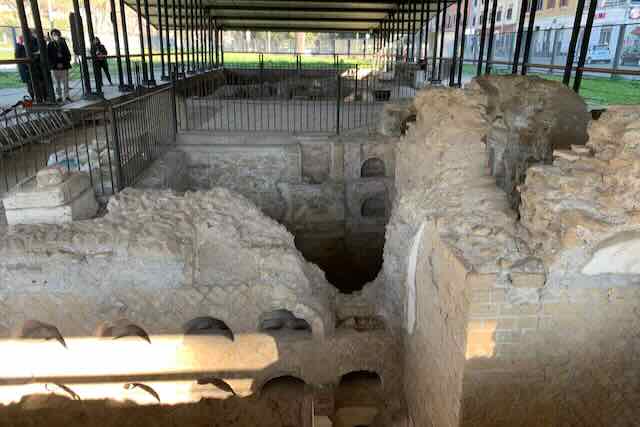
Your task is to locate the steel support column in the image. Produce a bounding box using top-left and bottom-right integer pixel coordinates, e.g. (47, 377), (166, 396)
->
(410, 0), (417, 61)
(573, 0), (597, 92)
(450, 0), (463, 85)
(215, 21), (219, 66)
(562, 0), (586, 84)
(118, 0), (133, 87)
(430, 0), (441, 81)
(437, 0), (446, 79)
(71, 0), (94, 97)
(512, 0), (528, 73)
(424, 3), (430, 65)
(157, 0), (166, 80)
(485, 0), (498, 74)
(15, 0), (38, 100)
(458, 0), (470, 85)
(521, 0), (538, 74)
(143, 0), (156, 84)
(135, 0), (149, 83)
(163, 0), (171, 79)
(185, 0), (191, 72)
(109, 0), (125, 90)
(477, 0), (490, 75)
(418, 0), (425, 61)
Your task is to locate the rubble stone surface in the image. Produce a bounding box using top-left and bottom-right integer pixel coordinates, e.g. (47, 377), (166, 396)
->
(377, 76), (640, 427)
(0, 187), (334, 338)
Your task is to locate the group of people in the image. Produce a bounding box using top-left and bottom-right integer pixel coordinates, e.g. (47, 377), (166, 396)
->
(15, 30), (113, 104)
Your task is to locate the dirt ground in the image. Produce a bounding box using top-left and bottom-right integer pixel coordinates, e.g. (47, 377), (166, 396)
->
(0, 394), (303, 427)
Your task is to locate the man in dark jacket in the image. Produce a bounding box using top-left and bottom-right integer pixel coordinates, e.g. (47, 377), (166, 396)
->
(91, 37), (112, 85)
(47, 29), (72, 102)
(15, 33), (46, 102)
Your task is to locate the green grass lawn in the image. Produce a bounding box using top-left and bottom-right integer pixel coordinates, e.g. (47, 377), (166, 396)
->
(222, 52), (375, 68)
(462, 63), (640, 106)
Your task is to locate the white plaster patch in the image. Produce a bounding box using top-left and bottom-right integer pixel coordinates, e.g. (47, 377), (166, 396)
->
(406, 222), (426, 334)
(582, 238), (640, 275)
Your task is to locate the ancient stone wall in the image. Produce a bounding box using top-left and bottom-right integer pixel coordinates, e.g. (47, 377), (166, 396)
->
(383, 77), (640, 427)
(0, 188), (333, 338)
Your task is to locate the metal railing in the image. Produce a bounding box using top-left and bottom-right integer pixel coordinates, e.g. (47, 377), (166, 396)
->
(174, 61), (419, 134)
(0, 85), (176, 197)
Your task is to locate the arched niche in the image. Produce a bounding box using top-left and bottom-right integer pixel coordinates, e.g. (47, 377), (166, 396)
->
(361, 158), (386, 178)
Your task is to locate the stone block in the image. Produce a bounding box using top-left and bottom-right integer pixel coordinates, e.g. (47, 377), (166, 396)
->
(2, 170), (98, 225)
(4, 188), (98, 225)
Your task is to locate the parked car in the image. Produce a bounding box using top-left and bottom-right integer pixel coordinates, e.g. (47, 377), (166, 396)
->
(586, 45), (612, 64)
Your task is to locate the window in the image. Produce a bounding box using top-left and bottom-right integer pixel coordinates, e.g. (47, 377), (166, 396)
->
(507, 5), (513, 19)
(472, 16), (476, 25)
(548, 0), (556, 8)
(560, 0), (568, 6)
(537, 0), (543, 10)
(497, 8), (502, 21)
(599, 27), (613, 46)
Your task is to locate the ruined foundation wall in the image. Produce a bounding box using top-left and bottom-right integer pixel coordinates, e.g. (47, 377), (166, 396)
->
(0, 188), (334, 338)
(385, 77), (640, 427)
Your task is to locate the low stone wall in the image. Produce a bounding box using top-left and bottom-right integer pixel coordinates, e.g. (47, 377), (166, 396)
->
(0, 188), (333, 339)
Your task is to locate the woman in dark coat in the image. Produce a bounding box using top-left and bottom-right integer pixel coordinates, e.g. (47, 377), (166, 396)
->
(47, 29), (72, 102)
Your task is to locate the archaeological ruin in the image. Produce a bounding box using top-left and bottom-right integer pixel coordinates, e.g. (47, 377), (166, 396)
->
(1, 72), (639, 426)
(1, 0), (640, 424)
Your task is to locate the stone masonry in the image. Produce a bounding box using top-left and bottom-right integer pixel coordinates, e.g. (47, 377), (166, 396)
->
(375, 76), (640, 427)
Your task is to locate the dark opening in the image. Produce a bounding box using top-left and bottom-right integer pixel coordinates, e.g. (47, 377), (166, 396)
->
(294, 230), (385, 294)
(361, 195), (386, 218)
(361, 158), (386, 178)
(260, 375), (306, 397)
(259, 309), (312, 337)
(336, 371), (383, 409)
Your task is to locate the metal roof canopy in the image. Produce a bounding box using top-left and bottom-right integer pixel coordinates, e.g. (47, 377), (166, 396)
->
(127, 0), (457, 32)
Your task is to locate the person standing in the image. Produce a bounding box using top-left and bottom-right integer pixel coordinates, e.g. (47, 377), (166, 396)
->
(91, 37), (112, 85)
(47, 29), (72, 103)
(14, 35), (33, 99)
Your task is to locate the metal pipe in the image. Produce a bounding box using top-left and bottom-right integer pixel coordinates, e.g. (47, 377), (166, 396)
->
(458, 0), (470, 85)
(430, 0), (440, 81)
(573, 0), (597, 91)
(135, 0), (149, 83)
(450, 0), (463, 85)
(179, 0), (185, 75)
(512, 0), (528, 73)
(521, 0), (538, 75)
(477, 0), (490, 75)
(82, 0), (103, 96)
(190, 0), (195, 72)
(424, 2), (430, 66)
(71, 0), (93, 97)
(119, 0), (133, 87)
(418, 0), (425, 61)
(562, 0), (586, 84)
(485, 0), (498, 74)
(164, 0), (171, 79)
(15, 0), (37, 100)
(109, 0), (125, 89)
(144, 0), (156, 84)
(215, 21), (219, 66)
(437, 0), (446, 80)
(410, 0), (417, 61)
(157, 0), (166, 80)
